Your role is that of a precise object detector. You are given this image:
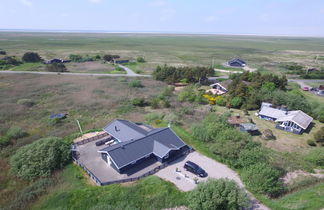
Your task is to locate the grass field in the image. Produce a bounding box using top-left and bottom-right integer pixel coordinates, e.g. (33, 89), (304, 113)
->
(33, 165), (187, 210)
(1, 32), (324, 74)
(1, 33), (324, 210)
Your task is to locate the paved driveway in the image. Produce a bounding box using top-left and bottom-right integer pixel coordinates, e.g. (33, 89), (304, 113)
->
(156, 151), (243, 191)
(155, 151), (269, 210)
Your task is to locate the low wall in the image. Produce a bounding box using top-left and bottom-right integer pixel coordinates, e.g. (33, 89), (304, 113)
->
(74, 132), (109, 146)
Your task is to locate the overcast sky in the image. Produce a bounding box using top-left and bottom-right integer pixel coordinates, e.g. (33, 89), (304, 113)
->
(1, 0), (324, 36)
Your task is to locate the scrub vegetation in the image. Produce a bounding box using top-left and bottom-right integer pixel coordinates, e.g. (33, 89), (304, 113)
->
(0, 33), (323, 210)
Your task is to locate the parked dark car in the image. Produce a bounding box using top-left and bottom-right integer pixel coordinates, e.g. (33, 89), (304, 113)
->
(95, 137), (111, 146)
(184, 161), (207, 177)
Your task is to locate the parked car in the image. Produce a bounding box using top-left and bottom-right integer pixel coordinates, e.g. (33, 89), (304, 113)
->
(303, 87), (309, 91)
(184, 161), (207, 177)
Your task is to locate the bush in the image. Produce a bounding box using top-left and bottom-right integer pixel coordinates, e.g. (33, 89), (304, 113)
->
(103, 54), (113, 62)
(22, 52), (42, 62)
(314, 127), (324, 145)
(304, 147), (324, 167)
(136, 57), (145, 63)
(128, 80), (143, 88)
(145, 113), (164, 124)
(10, 137), (70, 180)
(6, 126), (27, 139)
(286, 175), (322, 193)
(262, 129), (275, 140)
(8, 178), (55, 210)
(307, 139), (317, 147)
(237, 147), (269, 168)
(187, 179), (250, 210)
(46, 63), (67, 72)
(150, 97), (160, 109)
(17, 98), (36, 107)
(241, 163), (284, 197)
(0, 135), (10, 147)
(130, 98), (147, 107)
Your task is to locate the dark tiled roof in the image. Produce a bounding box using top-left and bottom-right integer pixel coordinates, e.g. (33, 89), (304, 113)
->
(229, 58), (246, 65)
(103, 119), (149, 142)
(99, 124), (187, 169)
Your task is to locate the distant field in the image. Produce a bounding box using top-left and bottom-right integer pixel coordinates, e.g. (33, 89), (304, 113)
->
(1, 32), (324, 74)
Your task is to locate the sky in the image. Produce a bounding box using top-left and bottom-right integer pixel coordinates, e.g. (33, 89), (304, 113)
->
(0, 0), (324, 36)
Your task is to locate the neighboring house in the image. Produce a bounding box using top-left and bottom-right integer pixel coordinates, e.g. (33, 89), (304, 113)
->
(258, 104), (313, 134)
(207, 80), (232, 95)
(44, 58), (71, 64)
(227, 58), (247, 68)
(98, 119), (190, 173)
(113, 59), (129, 64)
(239, 123), (259, 135)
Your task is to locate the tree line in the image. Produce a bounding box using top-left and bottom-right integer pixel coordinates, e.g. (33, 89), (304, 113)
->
(153, 64), (214, 84)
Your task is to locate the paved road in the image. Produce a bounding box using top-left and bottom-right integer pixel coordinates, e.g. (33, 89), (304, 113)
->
(214, 68), (243, 74)
(0, 70), (152, 77)
(118, 64), (140, 76)
(288, 79), (324, 88)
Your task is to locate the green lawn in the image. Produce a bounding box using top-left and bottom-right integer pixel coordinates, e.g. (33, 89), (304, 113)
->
(258, 182), (324, 210)
(33, 165), (187, 210)
(2, 32), (324, 74)
(9, 62), (45, 71)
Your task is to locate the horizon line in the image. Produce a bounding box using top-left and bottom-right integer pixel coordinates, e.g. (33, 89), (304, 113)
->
(0, 28), (324, 38)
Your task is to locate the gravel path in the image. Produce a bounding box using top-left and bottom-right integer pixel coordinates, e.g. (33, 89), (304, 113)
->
(156, 151), (269, 210)
(0, 70), (152, 77)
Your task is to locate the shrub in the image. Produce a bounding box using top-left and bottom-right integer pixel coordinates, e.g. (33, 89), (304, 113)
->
(187, 179), (250, 210)
(69, 54), (83, 62)
(128, 80), (143, 88)
(131, 98), (147, 107)
(0, 135), (10, 147)
(262, 129), (275, 140)
(103, 54), (113, 62)
(6, 126), (27, 139)
(237, 147), (269, 168)
(230, 96), (243, 108)
(8, 178), (55, 210)
(307, 139), (317, 147)
(145, 113), (164, 124)
(136, 56), (145, 63)
(314, 127), (324, 145)
(17, 98), (36, 107)
(304, 147), (324, 167)
(286, 175), (322, 193)
(150, 97), (160, 109)
(22, 52), (42, 62)
(241, 163), (284, 197)
(10, 137), (70, 180)
(46, 63), (67, 72)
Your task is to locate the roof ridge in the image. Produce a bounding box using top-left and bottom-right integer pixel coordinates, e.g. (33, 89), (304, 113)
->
(102, 127), (169, 153)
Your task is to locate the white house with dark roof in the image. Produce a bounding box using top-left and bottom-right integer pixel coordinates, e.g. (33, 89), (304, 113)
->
(258, 104), (313, 134)
(227, 58), (247, 68)
(98, 120), (190, 173)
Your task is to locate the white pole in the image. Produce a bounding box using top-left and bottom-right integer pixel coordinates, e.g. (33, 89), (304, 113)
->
(76, 120), (83, 134)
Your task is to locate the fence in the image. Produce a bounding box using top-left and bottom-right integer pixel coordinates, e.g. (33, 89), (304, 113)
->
(72, 157), (102, 186)
(74, 132), (109, 146)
